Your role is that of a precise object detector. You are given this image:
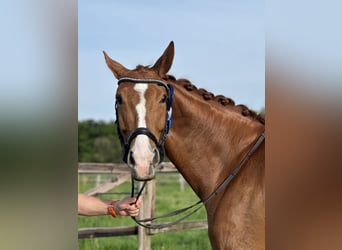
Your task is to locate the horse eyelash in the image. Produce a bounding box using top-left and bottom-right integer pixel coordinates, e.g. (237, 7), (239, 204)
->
(160, 94), (167, 103)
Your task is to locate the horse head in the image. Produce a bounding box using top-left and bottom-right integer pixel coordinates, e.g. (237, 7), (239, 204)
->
(103, 41), (175, 181)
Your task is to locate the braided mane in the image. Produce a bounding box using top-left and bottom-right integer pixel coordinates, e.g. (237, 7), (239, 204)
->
(132, 65), (264, 125)
(163, 74), (265, 125)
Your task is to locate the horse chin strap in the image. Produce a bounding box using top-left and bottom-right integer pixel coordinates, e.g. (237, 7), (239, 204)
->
(131, 131), (265, 230)
(115, 77), (174, 164)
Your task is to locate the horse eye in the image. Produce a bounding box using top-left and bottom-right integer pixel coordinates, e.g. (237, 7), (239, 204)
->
(160, 94), (167, 103)
(116, 95), (123, 105)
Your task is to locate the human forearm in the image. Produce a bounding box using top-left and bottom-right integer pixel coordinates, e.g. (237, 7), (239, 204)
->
(78, 193), (142, 217)
(78, 194), (109, 216)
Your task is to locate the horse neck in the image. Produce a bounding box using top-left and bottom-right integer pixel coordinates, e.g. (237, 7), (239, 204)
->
(165, 83), (265, 201)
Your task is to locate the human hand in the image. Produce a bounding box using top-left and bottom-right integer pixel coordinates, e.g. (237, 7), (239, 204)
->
(114, 196), (142, 217)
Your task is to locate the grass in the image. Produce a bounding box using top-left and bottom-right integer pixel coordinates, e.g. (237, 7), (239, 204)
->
(78, 173), (211, 250)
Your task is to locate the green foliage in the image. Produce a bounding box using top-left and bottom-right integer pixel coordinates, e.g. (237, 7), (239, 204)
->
(78, 120), (122, 163)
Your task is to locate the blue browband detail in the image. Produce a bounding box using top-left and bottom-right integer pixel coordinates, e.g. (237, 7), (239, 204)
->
(166, 84), (174, 134)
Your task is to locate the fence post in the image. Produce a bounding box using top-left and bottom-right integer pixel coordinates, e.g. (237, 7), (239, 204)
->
(96, 174), (101, 187)
(138, 179), (155, 250)
(179, 173), (185, 192)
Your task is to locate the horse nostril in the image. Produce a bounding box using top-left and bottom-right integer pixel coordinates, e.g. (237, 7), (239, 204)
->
(152, 148), (160, 165)
(128, 151), (135, 167)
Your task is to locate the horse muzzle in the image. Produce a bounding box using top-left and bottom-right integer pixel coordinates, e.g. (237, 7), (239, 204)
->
(127, 147), (160, 181)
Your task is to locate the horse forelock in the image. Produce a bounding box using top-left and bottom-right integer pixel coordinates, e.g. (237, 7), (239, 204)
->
(163, 75), (265, 125)
(135, 65), (149, 70)
(122, 63), (168, 79)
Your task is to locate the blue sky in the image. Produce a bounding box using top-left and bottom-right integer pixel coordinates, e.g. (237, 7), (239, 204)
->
(78, 0), (264, 121)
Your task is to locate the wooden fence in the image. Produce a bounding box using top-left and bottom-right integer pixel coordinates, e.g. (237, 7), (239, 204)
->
(78, 162), (208, 250)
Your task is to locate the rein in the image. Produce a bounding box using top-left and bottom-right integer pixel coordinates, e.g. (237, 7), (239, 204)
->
(130, 131), (265, 229)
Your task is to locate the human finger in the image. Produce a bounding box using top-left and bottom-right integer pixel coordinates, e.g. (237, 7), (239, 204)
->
(121, 196), (137, 206)
(129, 209), (139, 217)
(134, 196), (142, 207)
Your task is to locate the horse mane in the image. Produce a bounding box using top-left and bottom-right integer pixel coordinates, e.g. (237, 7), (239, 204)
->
(132, 65), (264, 125)
(163, 74), (265, 125)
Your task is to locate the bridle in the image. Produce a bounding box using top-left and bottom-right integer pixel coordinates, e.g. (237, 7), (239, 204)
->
(115, 78), (265, 230)
(115, 77), (174, 164)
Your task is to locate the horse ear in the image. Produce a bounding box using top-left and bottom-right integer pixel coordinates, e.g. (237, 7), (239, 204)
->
(152, 41), (174, 77)
(103, 51), (128, 79)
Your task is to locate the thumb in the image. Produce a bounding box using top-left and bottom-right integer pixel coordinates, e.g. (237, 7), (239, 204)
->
(135, 196), (142, 207)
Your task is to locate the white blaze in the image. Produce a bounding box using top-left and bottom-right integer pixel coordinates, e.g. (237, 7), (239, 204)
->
(134, 84), (148, 127)
(132, 84), (154, 168)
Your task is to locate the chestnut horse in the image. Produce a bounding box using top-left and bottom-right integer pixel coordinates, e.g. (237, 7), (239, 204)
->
(104, 41), (265, 250)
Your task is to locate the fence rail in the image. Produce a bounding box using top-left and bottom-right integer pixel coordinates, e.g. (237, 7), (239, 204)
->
(78, 226), (138, 238)
(78, 162), (208, 250)
(78, 162), (178, 174)
(78, 219), (208, 239)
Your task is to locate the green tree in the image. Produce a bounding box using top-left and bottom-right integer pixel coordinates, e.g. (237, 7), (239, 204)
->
(78, 120), (122, 163)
